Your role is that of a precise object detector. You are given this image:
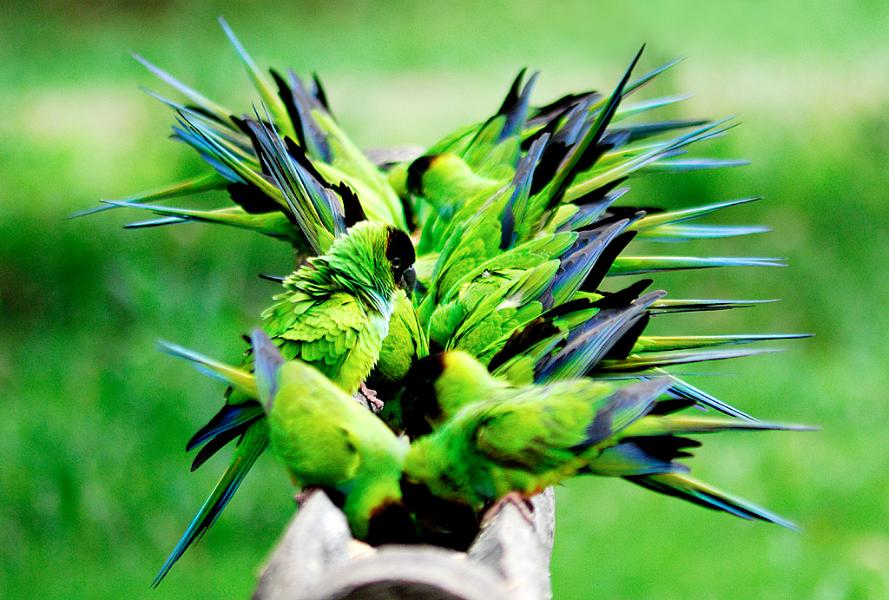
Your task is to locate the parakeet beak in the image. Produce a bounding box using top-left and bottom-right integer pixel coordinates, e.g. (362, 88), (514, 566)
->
(399, 266), (417, 293)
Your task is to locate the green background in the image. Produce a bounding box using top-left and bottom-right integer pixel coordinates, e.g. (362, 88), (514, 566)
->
(3, 1), (888, 598)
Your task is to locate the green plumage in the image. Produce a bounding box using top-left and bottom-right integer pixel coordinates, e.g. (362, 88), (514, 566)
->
(83, 24), (815, 585)
(369, 290), (429, 386)
(402, 356), (670, 506)
(153, 220), (414, 584)
(262, 221), (408, 393)
(400, 351), (807, 527)
(159, 332), (409, 541)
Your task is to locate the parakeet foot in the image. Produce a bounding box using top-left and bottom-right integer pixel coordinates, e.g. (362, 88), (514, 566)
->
(358, 382), (384, 413)
(294, 488), (315, 505)
(481, 492), (535, 527)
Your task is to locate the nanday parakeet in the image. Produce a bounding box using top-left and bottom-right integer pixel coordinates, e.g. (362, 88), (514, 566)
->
(400, 351), (807, 528)
(158, 330), (414, 544)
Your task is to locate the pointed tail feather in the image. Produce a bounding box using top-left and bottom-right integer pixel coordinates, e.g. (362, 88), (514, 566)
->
(638, 223), (769, 241)
(186, 401), (263, 452)
(635, 333), (811, 353)
(627, 472), (797, 529)
(132, 53), (233, 123)
(157, 340), (257, 398)
(217, 17), (294, 139)
(663, 373), (756, 422)
(544, 46), (645, 205)
(152, 424), (269, 586)
(535, 290), (665, 382)
(598, 378), (673, 435)
(588, 442), (683, 476)
(106, 201), (297, 241)
(643, 157), (749, 173)
(649, 298), (778, 314)
(632, 197), (761, 230)
(609, 255), (785, 276)
(623, 415), (816, 437)
(67, 173), (224, 219)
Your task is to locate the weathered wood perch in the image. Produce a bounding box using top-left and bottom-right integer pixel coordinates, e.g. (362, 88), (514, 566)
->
(253, 489), (556, 600)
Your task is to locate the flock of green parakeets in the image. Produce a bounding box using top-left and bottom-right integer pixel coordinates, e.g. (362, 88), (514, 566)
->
(79, 18), (812, 587)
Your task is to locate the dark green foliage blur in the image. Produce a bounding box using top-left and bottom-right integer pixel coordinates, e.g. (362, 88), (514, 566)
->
(3, 1), (888, 598)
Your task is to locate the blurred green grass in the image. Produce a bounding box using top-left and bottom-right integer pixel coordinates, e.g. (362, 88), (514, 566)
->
(3, 1), (889, 598)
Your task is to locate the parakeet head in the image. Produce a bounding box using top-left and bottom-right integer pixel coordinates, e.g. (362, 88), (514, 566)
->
(402, 435), (474, 506)
(400, 350), (505, 438)
(405, 154), (439, 196)
(406, 153), (486, 207)
(384, 225), (417, 293)
(304, 221), (416, 312)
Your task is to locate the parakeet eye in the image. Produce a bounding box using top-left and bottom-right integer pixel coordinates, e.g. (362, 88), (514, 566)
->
(385, 227), (416, 281)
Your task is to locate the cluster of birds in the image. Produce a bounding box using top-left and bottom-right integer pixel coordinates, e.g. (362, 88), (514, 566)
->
(79, 19), (812, 586)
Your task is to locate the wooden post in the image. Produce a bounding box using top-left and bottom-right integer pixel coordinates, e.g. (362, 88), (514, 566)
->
(253, 489), (556, 600)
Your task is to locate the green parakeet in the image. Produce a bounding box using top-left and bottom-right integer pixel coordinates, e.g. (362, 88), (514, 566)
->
(261, 220), (417, 391)
(401, 363), (673, 504)
(400, 350), (808, 528)
(158, 330), (412, 544)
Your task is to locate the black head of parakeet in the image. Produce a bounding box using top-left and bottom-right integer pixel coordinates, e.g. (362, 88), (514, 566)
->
(405, 154), (436, 196)
(399, 353), (448, 438)
(385, 226), (416, 292)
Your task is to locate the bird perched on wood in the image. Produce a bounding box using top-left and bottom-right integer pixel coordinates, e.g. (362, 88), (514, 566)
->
(400, 351), (810, 530)
(159, 331), (414, 547)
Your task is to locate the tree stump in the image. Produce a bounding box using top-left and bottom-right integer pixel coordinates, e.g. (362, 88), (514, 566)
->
(253, 489), (556, 600)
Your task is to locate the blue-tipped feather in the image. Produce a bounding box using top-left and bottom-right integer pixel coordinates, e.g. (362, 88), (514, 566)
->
(157, 340), (257, 397)
(500, 134), (549, 248)
(566, 117), (737, 200)
(132, 53), (233, 123)
(245, 113), (342, 253)
(535, 290), (664, 382)
(609, 256), (785, 275)
(639, 224), (770, 241)
(596, 347), (781, 373)
(68, 173), (224, 219)
(543, 45), (646, 204)
(633, 197), (762, 229)
(664, 374), (755, 421)
(186, 403), (262, 454)
(644, 157), (750, 172)
(620, 56), (684, 99)
(628, 472), (798, 530)
(152, 426), (269, 586)
(217, 17), (294, 139)
(544, 218), (633, 307)
(613, 93), (691, 121)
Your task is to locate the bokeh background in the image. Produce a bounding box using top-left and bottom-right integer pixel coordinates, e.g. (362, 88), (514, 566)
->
(3, 1), (889, 598)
